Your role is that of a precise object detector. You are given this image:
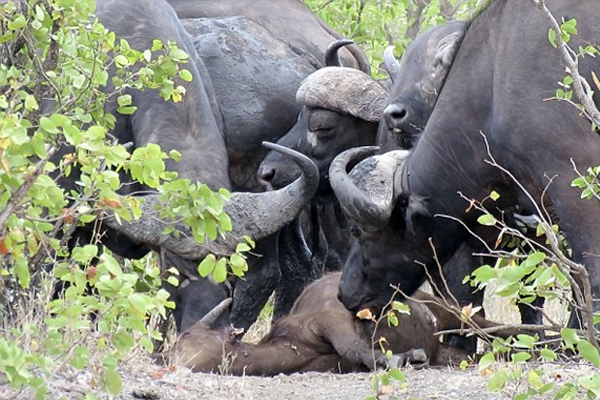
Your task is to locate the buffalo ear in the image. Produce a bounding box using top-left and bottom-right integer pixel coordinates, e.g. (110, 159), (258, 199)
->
(434, 30), (465, 68)
(404, 195), (430, 234)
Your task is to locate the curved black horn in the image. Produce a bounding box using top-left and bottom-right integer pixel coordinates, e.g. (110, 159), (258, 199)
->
(383, 46), (400, 83)
(329, 146), (408, 230)
(101, 143), (319, 260)
(199, 298), (233, 328)
(325, 39), (354, 67)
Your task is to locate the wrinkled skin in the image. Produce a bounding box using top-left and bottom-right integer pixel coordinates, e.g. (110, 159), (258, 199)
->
(335, 0), (600, 328)
(182, 17), (316, 191)
(156, 272), (515, 375)
(167, 0), (370, 73)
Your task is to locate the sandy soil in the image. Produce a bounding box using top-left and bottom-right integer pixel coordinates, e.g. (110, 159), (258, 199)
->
(7, 358), (589, 400)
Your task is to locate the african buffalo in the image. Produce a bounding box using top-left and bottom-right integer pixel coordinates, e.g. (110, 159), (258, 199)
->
(87, 0), (319, 332)
(378, 20), (467, 151)
(256, 24), (468, 320)
(155, 272), (513, 375)
(254, 41), (388, 318)
(330, 0), (600, 328)
(159, 2), (371, 332)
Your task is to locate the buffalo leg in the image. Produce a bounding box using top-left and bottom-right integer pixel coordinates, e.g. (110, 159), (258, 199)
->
(273, 216), (326, 319)
(314, 316), (381, 370)
(229, 233), (281, 331)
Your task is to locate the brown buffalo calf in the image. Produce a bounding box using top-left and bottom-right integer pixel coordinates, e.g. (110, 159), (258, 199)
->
(155, 273), (502, 375)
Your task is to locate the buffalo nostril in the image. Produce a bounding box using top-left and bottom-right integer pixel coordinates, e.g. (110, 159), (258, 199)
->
(384, 103), (409, 130)
(257, 165), (276, 186)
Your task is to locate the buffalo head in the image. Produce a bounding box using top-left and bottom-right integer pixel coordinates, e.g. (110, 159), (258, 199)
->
(328, 146), (429, 314)
(257, 41), (388, 194)
(378, 21), (467, 151)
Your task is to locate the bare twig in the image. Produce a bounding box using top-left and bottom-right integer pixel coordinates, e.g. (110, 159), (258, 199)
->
(531, 0), (600, 128)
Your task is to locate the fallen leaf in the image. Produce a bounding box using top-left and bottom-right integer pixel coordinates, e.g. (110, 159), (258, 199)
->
(86, 265), (98, 282)
(149, 369), (166, 379)
(0, 238), (8, 255)
(99, 197), (123, 209)
(62, 208), (75, 224)
(356, 308), (375, 321)
(378, 385), (395, 395)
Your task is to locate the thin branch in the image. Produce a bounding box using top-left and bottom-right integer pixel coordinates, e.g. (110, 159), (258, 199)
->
(531, 0), (600, 128)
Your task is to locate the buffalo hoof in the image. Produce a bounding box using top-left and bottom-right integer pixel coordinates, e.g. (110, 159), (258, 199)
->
(379, 348), (430, 370)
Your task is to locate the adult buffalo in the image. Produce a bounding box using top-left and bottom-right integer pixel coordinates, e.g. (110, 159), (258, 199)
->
(330, 0), (600, 327)
(256, 24), (468, 319)
(256, 59), (388, 317)
(90, 0), (319, 332)
(378, 20), (467, 151)
(160, 2), (371, 331)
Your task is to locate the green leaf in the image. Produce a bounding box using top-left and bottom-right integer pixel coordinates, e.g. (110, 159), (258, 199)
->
(103, 369), (123, 395)
(24, 95), (39, 111)
(477, 214), (497, 226)
(513, 334), (537, 349)
(487, 368), (508, 392)
(14, 257), (30, 289)
(577, 340), (600, 367)
(198, 254), (216, 277)
(578, 374), (600, 396)
(388, 368), (405, 382)
(523, 251), (545, 267)
(213, 257), (227, 283)
(230, 253), (246, 270)
(166, 275), (179, 287)
(478, 352), (494, 371)
(168, 47), (189, 61)
(40, 117), (59, 134)
(548, 28), (557, 48)
(510, 351), (532, 363)
(117, 105), (137, 115)
(115, 54), (129, 67)
(526, 370), (544, 390)
(561, 328), (580, 349)
(179, 69), (193, 81)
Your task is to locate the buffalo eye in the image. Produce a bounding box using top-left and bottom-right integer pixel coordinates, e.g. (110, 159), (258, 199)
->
(397, 194), (409, 208)
(308, 108), (340, 139)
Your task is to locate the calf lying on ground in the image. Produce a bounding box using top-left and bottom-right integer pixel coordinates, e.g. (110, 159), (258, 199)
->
(154, 273), (505, 375)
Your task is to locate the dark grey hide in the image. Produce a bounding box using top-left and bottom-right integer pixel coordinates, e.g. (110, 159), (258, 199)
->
(333, 0), (600, 330)
(126, 3), (371, 331)
(92, 0), (319, 333)
(255, 62), (388, 317)
(255, 25), (468, 320)
(167, 0), (370, 75)
(182, 17), (316, 192)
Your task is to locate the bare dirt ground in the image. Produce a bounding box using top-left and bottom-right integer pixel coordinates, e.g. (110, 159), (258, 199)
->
(32, 358), (594, 400)
(1, 283), (595, 400)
